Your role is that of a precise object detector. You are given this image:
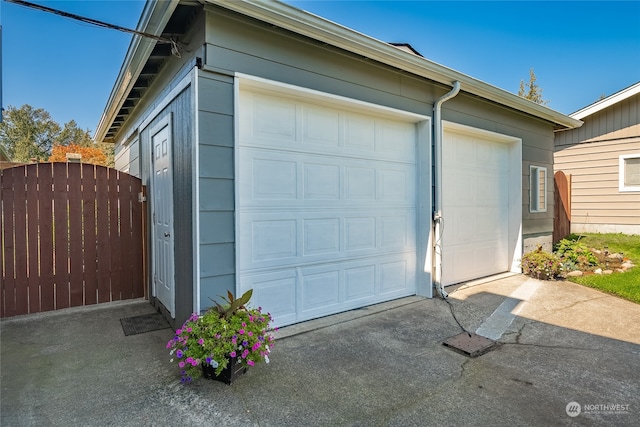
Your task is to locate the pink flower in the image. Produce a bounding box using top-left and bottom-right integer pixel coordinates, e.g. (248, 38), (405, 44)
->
(176, 329), (182, 335)
(198, 338), (204, 345)
(247, 360), (255, 366)
(191, 359), (198, 367)
(230, 351), (237, 358)
(238, 329), (245, 335)
(242, 322), (247, 327)
(178, 361), (185, 368)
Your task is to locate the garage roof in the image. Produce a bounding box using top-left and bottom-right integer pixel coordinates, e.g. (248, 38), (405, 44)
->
(95, 0), (582, 143)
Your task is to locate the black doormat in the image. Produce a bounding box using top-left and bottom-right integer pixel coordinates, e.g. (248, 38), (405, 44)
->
(120, 312), (171, 336)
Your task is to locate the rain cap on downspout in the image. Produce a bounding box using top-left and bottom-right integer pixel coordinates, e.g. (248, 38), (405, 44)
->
(433, 81), (461, 298)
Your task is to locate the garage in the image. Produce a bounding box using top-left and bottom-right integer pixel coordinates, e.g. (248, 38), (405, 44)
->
(440, 122), (522, 286)
(236, 78), (429, 326)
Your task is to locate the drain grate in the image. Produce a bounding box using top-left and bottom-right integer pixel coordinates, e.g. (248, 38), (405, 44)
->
(120, 312), (171, 336)
(443, 332), (497, 357)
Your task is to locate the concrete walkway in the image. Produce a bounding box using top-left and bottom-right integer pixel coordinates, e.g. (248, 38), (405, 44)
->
(1, 274), (639, 426)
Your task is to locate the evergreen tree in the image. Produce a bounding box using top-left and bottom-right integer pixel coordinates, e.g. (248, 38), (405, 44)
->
(518, 68), (548, 105)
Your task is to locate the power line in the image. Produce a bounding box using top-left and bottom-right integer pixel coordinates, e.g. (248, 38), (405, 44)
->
(6, 0), (183, 57)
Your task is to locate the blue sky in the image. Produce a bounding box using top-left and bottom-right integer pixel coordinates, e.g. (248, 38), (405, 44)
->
(2, 0), (639, 134)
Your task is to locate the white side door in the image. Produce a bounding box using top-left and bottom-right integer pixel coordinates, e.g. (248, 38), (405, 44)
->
(151, 118), (175, 316)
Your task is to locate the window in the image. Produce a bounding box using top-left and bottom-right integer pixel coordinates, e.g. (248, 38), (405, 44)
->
(530, 165), (547, 213)
(619, 154), (640, 192)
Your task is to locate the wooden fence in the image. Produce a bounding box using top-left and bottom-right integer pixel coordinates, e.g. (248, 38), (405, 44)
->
(553, 170), (571, 245)
(1, 163), (145, 318)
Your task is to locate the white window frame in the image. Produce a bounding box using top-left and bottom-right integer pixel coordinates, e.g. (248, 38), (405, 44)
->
(619, 154), (640, 192)
(529, 165), (547, 213)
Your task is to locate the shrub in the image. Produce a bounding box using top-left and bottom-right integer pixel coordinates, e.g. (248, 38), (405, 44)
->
(554, 237), (598, 269)
(521, 246), (563, 280)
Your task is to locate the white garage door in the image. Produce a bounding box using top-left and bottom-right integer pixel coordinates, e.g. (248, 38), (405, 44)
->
(441, 127), (511, 286)
(237, 84), (420, 326)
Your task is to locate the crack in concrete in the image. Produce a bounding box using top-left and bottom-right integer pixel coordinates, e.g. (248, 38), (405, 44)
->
(533, 295), (610, 323)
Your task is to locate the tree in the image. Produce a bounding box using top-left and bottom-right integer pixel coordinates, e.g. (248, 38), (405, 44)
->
(518, 68), (548, 105)
(57, 120), (93, 147)
(0, 104), (115, 166)
(49, 143), (108, 166)
(0, 105), (61, 162)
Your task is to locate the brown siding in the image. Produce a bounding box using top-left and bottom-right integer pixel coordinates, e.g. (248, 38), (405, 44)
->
(554, 92), (640, 234)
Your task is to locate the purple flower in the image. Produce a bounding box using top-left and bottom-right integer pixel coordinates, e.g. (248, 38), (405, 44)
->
(176, 350), (183, 358)
(242, 340), (249, 347)
(206, 357), (212, 364)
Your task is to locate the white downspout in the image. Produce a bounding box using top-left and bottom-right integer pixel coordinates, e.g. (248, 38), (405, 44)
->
(433, 81), (461, 298)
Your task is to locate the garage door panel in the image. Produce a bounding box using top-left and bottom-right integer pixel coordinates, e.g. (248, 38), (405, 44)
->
(240, 148), (415, 208)
(304, 163), (340, 200)
(302, 105), (340, 147)
(303, 218), (340, 256)
(244, 270), (298, 326)
(239, 87), (418, 326)
(442, 130), (510, 285)
(240, 210), (415, 271)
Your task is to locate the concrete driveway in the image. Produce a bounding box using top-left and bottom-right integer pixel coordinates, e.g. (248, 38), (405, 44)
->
(1, 274), (638, 426)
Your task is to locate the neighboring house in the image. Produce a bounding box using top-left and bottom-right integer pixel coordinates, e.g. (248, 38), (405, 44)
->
(94, 0), (581, 327)
(554, 82), (640, 235)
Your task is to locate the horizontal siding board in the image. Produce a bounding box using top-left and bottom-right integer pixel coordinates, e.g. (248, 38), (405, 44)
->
(198, 77), (234, 115)
(198, 111), (234, 147)
(200, 274), (235, 310)
(200, 211), (235, 244)
(199, 178), (234, 211)
(199, 146), (233, 179)
(200, 243), (235, 277)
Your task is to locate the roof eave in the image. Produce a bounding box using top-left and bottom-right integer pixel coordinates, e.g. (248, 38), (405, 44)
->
(570, 82), (640, 120)
(208, 0), (581, 130)
(94, 0), (180, 143)
(96, 0), (582, 141)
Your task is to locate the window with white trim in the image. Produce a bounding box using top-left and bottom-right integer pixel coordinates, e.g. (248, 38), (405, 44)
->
(530, 165), (547, 213)
(619, 154), (640, 192)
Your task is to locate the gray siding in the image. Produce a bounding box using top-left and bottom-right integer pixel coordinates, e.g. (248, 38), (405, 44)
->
(201, 5), (559, 263)
(139, 86), (194, 327)
(197, 72), (236, 306)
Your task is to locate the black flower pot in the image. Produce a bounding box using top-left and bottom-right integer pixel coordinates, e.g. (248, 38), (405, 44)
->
(202, 357), (247, 384)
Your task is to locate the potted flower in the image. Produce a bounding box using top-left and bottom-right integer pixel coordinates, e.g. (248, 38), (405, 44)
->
(166, 289), (275, 384)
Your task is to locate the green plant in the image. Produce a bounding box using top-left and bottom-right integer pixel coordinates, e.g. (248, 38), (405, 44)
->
(554, 237), (598, 267)
(166, 289), (276, 383)
(521, 246), (563, 280)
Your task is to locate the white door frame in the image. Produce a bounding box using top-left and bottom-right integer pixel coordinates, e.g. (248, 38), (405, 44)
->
(150, 113), (176, 317)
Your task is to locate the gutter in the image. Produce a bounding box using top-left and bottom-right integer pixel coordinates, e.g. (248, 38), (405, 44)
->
(433, 81), (461, 299)
(96, 0), (581, 142)
(207, 0), (582, 130)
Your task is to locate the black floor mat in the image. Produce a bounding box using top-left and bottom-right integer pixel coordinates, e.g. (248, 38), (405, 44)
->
(120, 312), (171, 336)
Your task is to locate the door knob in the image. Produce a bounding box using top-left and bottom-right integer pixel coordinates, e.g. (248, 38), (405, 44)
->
(164, 232), (170, 237)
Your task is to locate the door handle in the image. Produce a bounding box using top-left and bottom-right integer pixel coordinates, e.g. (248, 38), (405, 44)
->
(164, 232), (170, 237)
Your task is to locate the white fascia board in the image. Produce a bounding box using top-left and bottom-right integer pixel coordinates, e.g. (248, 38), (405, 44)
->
(94, 0), (180, 143)
(571, 82), (640, 120)
(208, 0), (582, 130)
